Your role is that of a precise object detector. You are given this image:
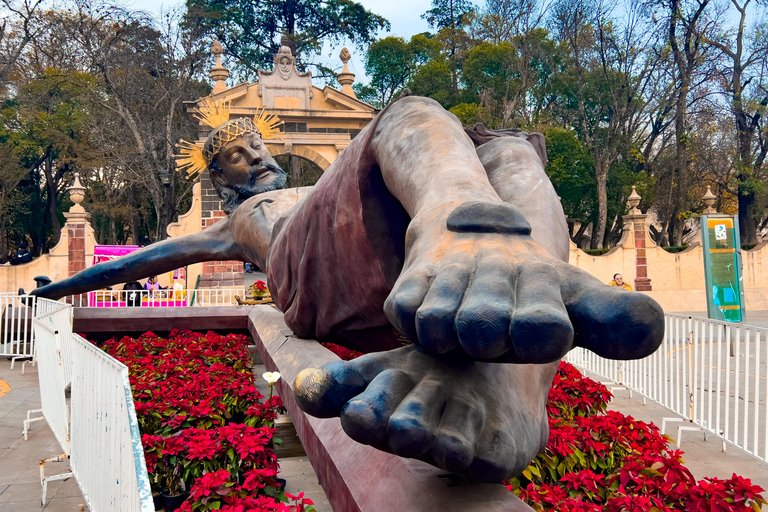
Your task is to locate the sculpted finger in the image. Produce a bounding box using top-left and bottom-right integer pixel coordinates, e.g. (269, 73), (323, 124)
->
(431, 397), (485, 473)
(559, 264), (664, 359)
(387, 378), (446, 457)
(384, 268), (431, 343)
(455, 255), (515, 359)
(415, 264), (470, 354)
(340, 369), (415, 447)
(507, 263), (574, 363)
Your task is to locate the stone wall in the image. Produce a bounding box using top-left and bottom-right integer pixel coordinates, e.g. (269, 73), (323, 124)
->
(568, 223), (768, 312)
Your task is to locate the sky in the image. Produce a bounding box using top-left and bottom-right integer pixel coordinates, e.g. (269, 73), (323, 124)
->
(123, 0), (481, 84)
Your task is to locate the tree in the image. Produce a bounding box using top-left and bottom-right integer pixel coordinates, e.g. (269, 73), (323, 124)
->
(0, 143), (27, 261)
(184, 0), (389, 81)
(422, 0), (476, 30)
(662, 0), (717, 246)
(703, 0), (768, 244)
(550, 0), (661, 248)
(358, 34), (443, 107)
(62, 1), (209, 241)
(0, 0), (49, 95)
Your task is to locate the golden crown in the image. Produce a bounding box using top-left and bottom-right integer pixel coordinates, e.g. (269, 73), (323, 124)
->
(174, 98), (283, 178)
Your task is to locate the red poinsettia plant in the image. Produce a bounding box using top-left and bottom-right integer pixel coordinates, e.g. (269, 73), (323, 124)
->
(98, 330), (300, 511)
(249, 280), (269, 299)
(509, 361), (767, 511)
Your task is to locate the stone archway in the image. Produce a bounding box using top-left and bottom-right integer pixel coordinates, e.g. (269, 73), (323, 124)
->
(267, 144), (333, 171)
(271, 153), (325, 188)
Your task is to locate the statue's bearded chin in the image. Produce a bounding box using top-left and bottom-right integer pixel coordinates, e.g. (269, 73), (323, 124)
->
(231, 163), (288, 197)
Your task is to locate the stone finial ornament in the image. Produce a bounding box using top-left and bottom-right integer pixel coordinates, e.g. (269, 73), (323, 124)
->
(68, 173), (86, 213)
(210, 40), (230, 94)
(702, 185), (717, 214)
(627, 185), (642, 215)
(337, 47), (357, 98)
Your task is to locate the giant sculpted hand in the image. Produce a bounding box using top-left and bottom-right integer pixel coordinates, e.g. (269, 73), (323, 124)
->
(295, 200), (664, 483)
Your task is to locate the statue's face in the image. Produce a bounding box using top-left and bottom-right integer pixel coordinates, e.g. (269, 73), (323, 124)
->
(278, 56), (292, 76)
(212, 132), (286, 198)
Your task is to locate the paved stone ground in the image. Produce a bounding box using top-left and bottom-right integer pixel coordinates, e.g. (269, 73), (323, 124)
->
(0, 359), (84, 511)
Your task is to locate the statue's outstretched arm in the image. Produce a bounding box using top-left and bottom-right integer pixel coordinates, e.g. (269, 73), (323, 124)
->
(32, 219), (241, 300)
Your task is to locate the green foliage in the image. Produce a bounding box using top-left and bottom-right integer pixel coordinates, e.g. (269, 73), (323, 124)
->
(421, 0), (476, 30)
(583, 248), (611, 256)
(184, 0), (389, 80)
(544, 128), (595, 221)
(663, 245), (689, 253)
(408, 58), (456, 107)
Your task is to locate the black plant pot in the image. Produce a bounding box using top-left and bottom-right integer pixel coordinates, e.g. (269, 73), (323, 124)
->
(152, 493), (163, 511)
(225, 412), (246, 425)
(161, 491), (189, 512)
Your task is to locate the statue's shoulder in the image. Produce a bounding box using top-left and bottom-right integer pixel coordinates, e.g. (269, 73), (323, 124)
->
(237, 187), (314, 221)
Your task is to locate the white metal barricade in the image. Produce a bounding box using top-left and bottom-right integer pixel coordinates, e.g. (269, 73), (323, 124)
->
(0, 293), (37, 369)
(567, 313), (768, 463)
(70, 333), (153, 512)
(25, 322), (69, 453)
(66, 287), (246, 308)
(28, 299), (153, 510)
(34, 299), (74, 385)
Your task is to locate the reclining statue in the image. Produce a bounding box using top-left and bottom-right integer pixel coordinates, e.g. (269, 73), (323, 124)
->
(30, 95), (664, 483)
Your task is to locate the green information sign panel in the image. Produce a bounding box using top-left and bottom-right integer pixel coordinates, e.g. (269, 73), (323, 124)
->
(701, 215), (745, 322)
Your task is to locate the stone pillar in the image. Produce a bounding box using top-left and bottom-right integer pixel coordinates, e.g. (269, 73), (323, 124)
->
(63, 173), (92, 304)
(209, 41), (230, 95)
(337, 48), (357, 98)
(199, 170), (244, 288)
(624, 186), (652, 291)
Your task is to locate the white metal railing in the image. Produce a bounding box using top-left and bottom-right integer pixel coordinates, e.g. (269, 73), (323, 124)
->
(0, 293), (36, 368)
(567, 313), (768, 462)
(29, 300), (153, 510)
(34, 299), (74, 385)
(70, 333), (153, 512)
(25, 322), (69, 453)
(65, 287), (246, 308)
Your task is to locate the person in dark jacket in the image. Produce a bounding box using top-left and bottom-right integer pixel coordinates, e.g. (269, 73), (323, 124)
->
(11, 243), (32, 265)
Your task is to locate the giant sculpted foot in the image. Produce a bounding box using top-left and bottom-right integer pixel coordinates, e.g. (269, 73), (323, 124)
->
(294, 345), (557, 483)
(386, 201), (665, 363)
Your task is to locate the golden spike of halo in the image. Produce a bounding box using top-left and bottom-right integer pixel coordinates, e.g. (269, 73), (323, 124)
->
(174, 139), (207, 177)
(196, 98), (231, 129)
(253, 108), (283, 140)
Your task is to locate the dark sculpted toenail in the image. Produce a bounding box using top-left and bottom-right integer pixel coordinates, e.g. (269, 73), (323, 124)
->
(446, 201), (532, 235)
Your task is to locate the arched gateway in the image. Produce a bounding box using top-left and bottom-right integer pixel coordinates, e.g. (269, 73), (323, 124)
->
(169, 40), (378, 288)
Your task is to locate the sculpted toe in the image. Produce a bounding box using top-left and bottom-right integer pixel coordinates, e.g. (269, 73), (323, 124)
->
(432, 430), (476, 472)
(510, 306), (574, 363)
(384, 273), (430, 342)
(455, 303), (513, 359)
(570, 289), (664, 359)
(293, 361), (367, 418)
(340, 370), (414, 447)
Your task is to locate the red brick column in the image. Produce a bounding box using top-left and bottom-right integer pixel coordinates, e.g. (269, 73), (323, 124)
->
(64, 210), (91, 305)
(67, 223), (87, 277)
(626, 214), (652, 291)
(198, 170), (244, 288)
